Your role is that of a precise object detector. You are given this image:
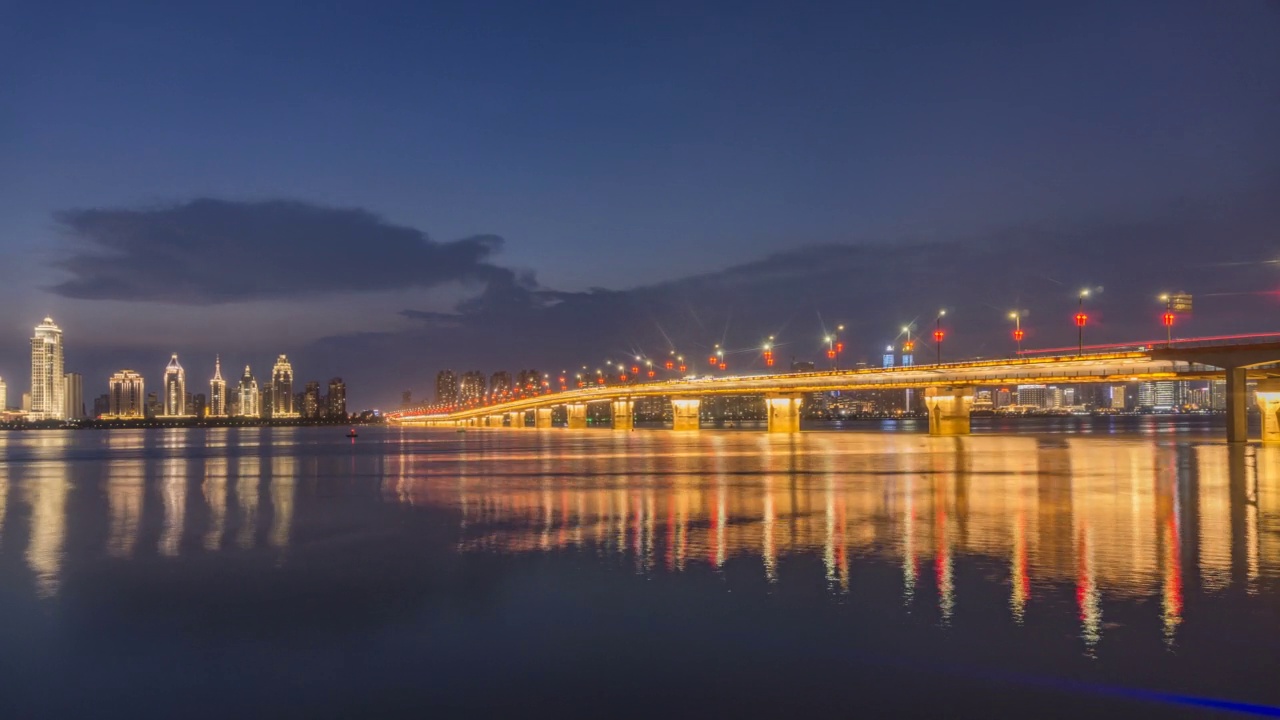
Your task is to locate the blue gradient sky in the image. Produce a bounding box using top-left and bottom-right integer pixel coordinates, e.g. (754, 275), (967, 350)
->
(2, 1), (1278, 406)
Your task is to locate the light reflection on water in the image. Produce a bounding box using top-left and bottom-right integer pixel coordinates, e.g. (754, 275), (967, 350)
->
(0, 425), (1277, 716)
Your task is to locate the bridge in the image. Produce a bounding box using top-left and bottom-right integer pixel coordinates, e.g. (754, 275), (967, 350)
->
(389, 336), (1280, 442)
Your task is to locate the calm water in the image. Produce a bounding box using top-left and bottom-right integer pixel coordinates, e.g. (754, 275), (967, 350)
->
(0, 422), (1277, 718)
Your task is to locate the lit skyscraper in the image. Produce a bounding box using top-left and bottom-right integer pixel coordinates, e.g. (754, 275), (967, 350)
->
(64, 372), (83, 419)
(238, 366), (259, 418)
(436, 370), (458, 405)
(0, 376), (7, 411)
(459, 371), (486, 403)
(327, 377), (346, 417)
(163, 354), (187, 416)
(30, 317), (65, 420)
(209, 356), (227, 417)
(1017, 384), (1049, 409)
(108, 370), (145, 418)
(489, 371), (512, 398)
(303, 381), (321, 418)
(271, 355), (296, 417)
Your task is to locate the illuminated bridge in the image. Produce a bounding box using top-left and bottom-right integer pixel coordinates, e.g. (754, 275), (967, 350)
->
(389, 336), (1280, 442)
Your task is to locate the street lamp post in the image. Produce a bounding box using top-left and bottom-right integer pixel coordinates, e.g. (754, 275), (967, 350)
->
(934, 310), (946, 364)
(763, 335), (775, 368)
(1076, 289), (1090, 356)
(1009, 311), (1024, 355)
(1159, 294), (1174, 347)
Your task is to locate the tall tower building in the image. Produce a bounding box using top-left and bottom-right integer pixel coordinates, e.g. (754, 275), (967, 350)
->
(436, 370), (458, 405)
(238, 366), (259, 418)
(327, 377), (346, 418)
(209, 356), (227, 417)
(271, 355), (296, 417)
(108, 370), (146, 418)
(30, 317), (65, 420)
(303, 381), (321, 418)
(163, 354), (187, 416)
(459, 371), (486, 403)
(64, 372), (84, 419)
(0, 376), (7, 411)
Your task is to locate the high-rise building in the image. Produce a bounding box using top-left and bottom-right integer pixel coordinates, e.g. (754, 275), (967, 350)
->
(30, 317), (65, 420)
(303, 381), (321, 419)
(271, 355), (296, 417)
(64, 372), (83, 419)
(327, 377), (346, 418)
(21, 393), (31, 411)
(92, 393), (109, 418)
(108, 369), (146, 418)
(995, 388), (1012, 408)
(1154, 381), (1179, 410)
(1210, 379), (1227, 411)
(459, 371), (486, 403)
(436, 370), (458, 405)
(192, 393), (207, 419)
(1138, 382), (1156, 409)
(238, 366), (259, 418)
(1111, 384), (1127, 410)
(163, 354), (187, 416)
(401, 390), (413, 407)
(516, 369), (543, 392)
(1017, 384), (1049, 409)
(260, 383), (274, 419)
(489, 371), (512, 398)
(0, 376), (6, 410)
(209, 355), (227, 417)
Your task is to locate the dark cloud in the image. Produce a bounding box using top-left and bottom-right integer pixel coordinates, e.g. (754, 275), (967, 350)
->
(50, 199), (513, 303)
(328, 183), (1280, 405)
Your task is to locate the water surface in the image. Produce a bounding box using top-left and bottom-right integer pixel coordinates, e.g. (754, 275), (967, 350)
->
(0, 425), (1276, 718)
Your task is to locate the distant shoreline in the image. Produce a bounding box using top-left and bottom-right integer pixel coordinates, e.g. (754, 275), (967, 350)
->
(1, 418), (380, 431)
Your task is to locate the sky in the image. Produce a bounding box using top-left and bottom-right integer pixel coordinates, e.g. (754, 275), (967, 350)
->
(2, 1), (1278, 408)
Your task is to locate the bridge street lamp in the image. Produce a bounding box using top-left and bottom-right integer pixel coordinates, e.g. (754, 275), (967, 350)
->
(763, 335), (775, 368)
(1159, 294), (1175, 347)
(1076, 289), (1090, 356)
(934, 310), (946, 364)
(1009, 311), (1025, 355)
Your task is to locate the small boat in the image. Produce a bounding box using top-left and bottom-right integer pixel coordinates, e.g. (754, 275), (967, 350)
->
(346, 428), (358, 439)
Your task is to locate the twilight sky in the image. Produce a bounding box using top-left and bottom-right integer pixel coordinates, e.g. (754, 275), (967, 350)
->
(2, 1), (1278, 408)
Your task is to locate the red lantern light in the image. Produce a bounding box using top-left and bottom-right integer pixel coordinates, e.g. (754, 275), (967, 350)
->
(631, 366), (639, 375)
(1012, 329), (1024, 342)
(647, 370), (655, 378)
(719, 362), (727, 371)
(597, 377), (605, 385)
(1163, 312), (1175, 327)
(836, 342), (844, 353)
(1075, 312), (1088, 327)
(709, 355), (718, 365)
(765, 357), (774, 367)
(678, 364), (687, 373)
(903, 341), (915, 352)
(827, 349), (836, 359)
(665, 361), (674, 370)
(619, 374), (628, 382)
(933, 329), (944, 342)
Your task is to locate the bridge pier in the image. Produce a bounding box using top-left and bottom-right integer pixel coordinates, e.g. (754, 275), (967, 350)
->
(535, 407), (553, 429)
(1226, 367), (1248, 443)
(507, 411), (523, 428)
(566, 403), (588, 429)
(765, 394), (803, 433)
(611, 399), (634, 430)
(489, 414), (505, 428)
(1256, 380), (1280, 443)
(671, 398), (701, 431)
(924, 387), (974, 436)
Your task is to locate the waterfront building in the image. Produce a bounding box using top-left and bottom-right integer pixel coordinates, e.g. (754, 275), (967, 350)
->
(64, 372), (83, 419)
(1111, 384), (1127, 410)
(92, 393), (109, 418)
(238, 366), (259, 418)
(995, 388), (1012, 408)
(30, 317), (65, 420)
(21, 392), (30, 411)
(209, 356), (227, 416)
(1210, 379), (1227, 411)
(459, 371), (486, 403)
(436, 370), (458, 404)
(0, 376), (6, 410)
(271, 355), (297, 417)
(163, 354), (187, 416)
(260, 383), (274, 419)
(192, 393), (207, 418)
(1017, 384), (1049, 409)
(490, 371), (512, 398)
(108, 369), (145, 418)
(1154, 381), (1179, 410)
(327, 377), (346, 417)
(145, 392), (160, 419)
(303, 381), (321, 418)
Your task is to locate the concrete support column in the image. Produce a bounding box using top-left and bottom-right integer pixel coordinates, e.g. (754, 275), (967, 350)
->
(671, 398), (701, 431)
(765, 394), (803, 433)
(535, 407), (553, 429)
(924, 386), (974, 436)
(506, 412), (521, 429)
(522, 410), (534, 429)
(1226, 367), (1248, 444)
(1256, 379), (1280, 443)
(489, 414), (505, 428)
(566, 403), (588, 429)
(611, 399), (634, 430)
